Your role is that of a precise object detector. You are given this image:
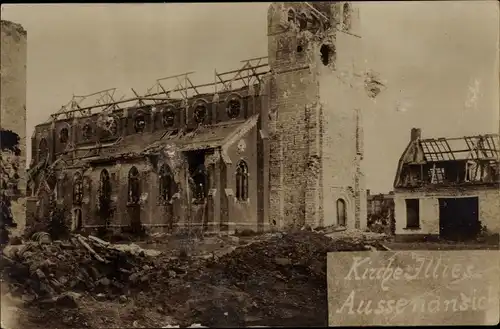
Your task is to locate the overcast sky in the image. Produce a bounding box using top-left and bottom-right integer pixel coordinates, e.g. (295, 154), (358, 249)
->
(2, 1), (498, 193)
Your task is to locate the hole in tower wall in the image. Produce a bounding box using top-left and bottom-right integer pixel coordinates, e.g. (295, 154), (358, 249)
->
(297, 45), (303, 53)
(320, 44), (335, 66)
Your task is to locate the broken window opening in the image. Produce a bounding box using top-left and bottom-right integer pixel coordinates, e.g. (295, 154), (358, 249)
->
(73, 173), (83, 205)
(186, 150), (208, 203)
(59, 128), (69, 144)
(0, 129), (21, 155)
(98, 169), (112, 224)
(134, 114), (146, 133)
(128, 166), (141, 204)
(287, 9), (296, 24)
(82, 124), (93, 141)
(106, 117), (118, 136)
(162, 109), (176, 128)
(38, 138), (49, 163)
(226, 98), (242, 119)
(99, 169), (112, 203)
(297, 45), (304, 53)
(298, 13), (308, 30)
(405, 199), (420, 229)
(159, 164), (175, 202)
(235, 160), (249, 201)
(337, 198), (347, 226)
(193, 104), (207, 124)
(320, 44), (335, 67)
(310, 14), (321, 33)
(428, 165), (446, 184)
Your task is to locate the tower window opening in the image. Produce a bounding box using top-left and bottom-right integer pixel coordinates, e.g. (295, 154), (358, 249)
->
(297, 45), (303, 53)
(298, 13), (308, 30)
(287, 9), (296, 24)
(343, 3), (352, 30)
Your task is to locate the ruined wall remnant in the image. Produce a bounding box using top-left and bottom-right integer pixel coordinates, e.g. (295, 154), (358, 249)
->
(1, 20), (28, 234)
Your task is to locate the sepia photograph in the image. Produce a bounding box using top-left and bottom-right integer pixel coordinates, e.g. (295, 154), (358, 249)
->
(0, 1), (498, 328)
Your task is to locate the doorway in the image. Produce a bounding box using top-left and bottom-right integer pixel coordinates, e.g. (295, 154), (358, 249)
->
(72, 208), (82, 232)
(337, 199), (347, 227)
(439, 197), (480, 241)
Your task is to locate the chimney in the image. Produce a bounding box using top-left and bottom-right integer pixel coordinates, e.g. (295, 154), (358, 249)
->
(410, 128), (421, 142)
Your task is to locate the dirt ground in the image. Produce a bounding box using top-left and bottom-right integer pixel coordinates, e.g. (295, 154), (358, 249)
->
(1, 228), (390, 329)
(7, 227), (495, 328)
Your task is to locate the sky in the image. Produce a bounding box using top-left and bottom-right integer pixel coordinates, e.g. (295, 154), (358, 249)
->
(1, 1), (499, 193)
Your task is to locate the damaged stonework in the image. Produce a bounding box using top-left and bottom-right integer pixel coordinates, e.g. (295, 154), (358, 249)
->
(393, 128), (500, 242)
(27, 2), (369, 237)
(267, 2), (368, 231)
(1, 20), (27, 242)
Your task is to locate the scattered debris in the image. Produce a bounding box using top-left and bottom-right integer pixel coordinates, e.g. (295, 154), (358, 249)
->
(1, 230), (386, 328)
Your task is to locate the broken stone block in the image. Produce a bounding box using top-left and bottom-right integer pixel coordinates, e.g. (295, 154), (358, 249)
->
(56, 291), (82, 308)
(119, 295), (127, 303)
(95, 293), (106, 301)
(168, 270), (176, 278)
(35, 268), (46, 279)
(128, 273), (140, 282)
(59, 276), (68, 285)
(98, 277), (111, 286)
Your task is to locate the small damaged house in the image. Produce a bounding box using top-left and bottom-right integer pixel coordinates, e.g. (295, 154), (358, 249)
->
(393, 128), (500, 241)
(26, 2), (370, 235)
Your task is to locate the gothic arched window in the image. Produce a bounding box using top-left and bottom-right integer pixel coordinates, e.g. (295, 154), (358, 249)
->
(298, 12), (308, 30)
(159, 164), (174, 202)
(99, 169), (112, 204)
(73, 172), (83, 205)
(235, 160), (249, 201)
(287, 9), (296, 24)
(128, 166), (140, 204)
(38, 138), (49, 163)
(337, 198), (347, 226)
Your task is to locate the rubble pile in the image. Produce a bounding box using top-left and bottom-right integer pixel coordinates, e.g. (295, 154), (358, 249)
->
(167, 230), (380, 327)
(1, 230), (385, 328)
(0, 234), (163, 302)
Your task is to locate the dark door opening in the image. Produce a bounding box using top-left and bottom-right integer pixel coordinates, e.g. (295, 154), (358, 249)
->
(439, 197), (480, 241)
(72, 208), (82, 232)
(337, 199), (347, 227)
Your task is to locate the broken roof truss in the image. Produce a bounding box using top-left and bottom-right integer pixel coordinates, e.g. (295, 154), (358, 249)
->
(420, 134), (499, 163)
(47, 57), (270, 122)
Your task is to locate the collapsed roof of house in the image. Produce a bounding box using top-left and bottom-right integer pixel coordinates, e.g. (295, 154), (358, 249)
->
(394, 129), (500, 188)
(419, 134), (499, 162)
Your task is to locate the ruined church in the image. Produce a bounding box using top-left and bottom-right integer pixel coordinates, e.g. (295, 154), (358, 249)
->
(27, 2), (368, 234)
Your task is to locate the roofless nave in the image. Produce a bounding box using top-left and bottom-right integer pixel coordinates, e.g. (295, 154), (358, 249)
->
(27, 2), (370, 235)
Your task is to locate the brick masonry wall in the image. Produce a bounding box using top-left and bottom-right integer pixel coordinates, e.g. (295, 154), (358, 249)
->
(267, 2), (367, 229)
(1, 20), (27, 233)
